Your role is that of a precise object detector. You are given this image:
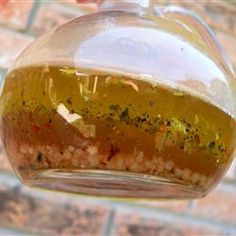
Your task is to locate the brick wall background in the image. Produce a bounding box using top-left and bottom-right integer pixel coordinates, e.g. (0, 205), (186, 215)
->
(0, 0), (236, 235)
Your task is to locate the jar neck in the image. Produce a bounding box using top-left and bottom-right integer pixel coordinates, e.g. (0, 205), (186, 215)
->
(98, 0), (154, 14)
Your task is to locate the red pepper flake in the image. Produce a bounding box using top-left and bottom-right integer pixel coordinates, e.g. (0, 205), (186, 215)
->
(107, 144), (120, 161)
(44, 123), (51, 129)
(194, 134), (200, 144)
(32, 124), (40, 132)
(29, 112), (33, 122)
(160, 124), (168, 132)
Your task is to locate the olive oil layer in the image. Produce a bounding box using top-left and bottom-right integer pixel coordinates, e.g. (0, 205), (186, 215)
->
(1, 65), (236, 184)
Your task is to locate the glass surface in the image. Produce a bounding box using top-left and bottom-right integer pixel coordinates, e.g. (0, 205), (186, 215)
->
(0, 3), (236, 199)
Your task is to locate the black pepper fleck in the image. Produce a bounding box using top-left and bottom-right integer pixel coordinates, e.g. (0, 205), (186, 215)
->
(37, 152), (43, 162)
(120, 108), (129, 122)
(67, 97), (72, 105)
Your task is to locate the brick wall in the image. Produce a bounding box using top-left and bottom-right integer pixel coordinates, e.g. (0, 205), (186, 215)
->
(0, 1), (236, 235)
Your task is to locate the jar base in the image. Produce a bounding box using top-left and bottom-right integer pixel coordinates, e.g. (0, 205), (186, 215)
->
(25, 169), (207, 199)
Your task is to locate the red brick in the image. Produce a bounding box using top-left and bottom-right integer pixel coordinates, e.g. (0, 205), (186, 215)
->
(59, 0), (98, 13)
(0, 28), (33, 69)
(216, 31), (236, 68)
(164, 1), (236, 36)
(0, 0), (34, 30)
(200, 2), (236, 36)
(32, 3), (80, 35)
(114, 212), (223, 236)
(191, 183), (236, 225)
(0, 183), (110, 235)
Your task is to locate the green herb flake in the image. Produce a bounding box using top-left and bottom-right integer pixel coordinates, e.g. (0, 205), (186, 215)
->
(120, 108), (129, 122)
(109, 104), (120, 112)
(173, 89), (185, 96)
(170, 118), (187, 135)
(194, 115), (199, 124)
(59, 68), (77, 75)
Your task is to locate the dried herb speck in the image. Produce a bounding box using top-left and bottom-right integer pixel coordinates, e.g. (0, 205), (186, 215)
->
(120, 108), (129, 122)
(37, 152), (43, 162)
(67, 97), (72, 105)
(109, 104), (120, 112)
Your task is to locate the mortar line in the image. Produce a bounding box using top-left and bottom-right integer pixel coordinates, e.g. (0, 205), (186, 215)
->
(0, 227), (39, 236)
(115, 202), (236, 232)
(26, 0), (42, 32)
(103, 208), (115, 236)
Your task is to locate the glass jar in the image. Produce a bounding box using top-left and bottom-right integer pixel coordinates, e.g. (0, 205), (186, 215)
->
(1, 0), (236, 199)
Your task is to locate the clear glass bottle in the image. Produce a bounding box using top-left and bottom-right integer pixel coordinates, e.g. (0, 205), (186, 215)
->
(1, 0), (236, 199)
